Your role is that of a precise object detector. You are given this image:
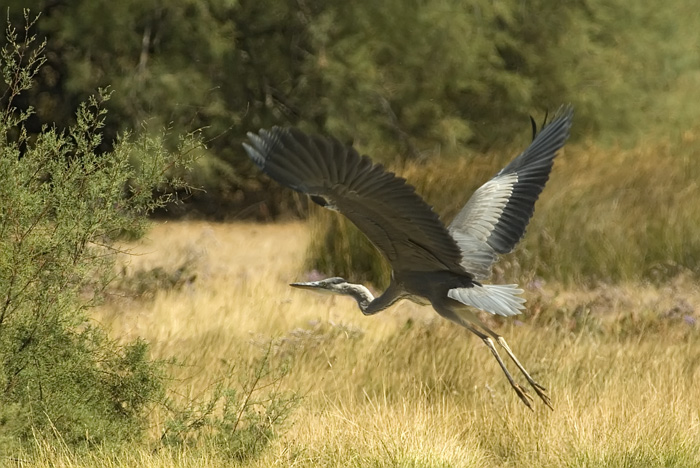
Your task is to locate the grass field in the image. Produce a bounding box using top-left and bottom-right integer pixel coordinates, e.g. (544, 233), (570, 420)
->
(15, 221), (700, 467)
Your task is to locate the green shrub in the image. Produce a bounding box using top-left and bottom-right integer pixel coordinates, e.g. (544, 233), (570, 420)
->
(1, 14), (297, 461)
(0, 12), (197, 450)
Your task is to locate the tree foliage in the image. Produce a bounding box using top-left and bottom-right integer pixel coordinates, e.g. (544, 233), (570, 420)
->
(4, 1), (698, 217)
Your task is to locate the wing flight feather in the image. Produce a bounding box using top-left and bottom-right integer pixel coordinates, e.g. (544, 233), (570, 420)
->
(448, 106), (573, 279)
(244, 127), (466, 274)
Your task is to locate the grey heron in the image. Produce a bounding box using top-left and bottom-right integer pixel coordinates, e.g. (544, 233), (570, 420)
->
(243, 106), (573, 410)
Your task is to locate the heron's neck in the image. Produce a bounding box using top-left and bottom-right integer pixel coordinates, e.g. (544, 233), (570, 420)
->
(343, 283), (374, 312)
(347, 281), (403, 316)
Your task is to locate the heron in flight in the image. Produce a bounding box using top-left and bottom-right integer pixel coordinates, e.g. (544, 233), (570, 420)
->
(244, 106), (573, 410)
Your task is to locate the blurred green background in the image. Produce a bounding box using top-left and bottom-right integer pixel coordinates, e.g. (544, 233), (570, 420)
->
(6, 1), (699, 213)
(5, 0), (700, 283)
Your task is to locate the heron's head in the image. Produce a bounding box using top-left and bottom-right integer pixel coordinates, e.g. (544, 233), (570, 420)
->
(290, 277), (353, 295)
(290, 277), (374, 310)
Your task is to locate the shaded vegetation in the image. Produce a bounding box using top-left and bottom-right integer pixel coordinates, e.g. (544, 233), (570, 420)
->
(4, 0), (700, 217)
(113, 261), (198, 300)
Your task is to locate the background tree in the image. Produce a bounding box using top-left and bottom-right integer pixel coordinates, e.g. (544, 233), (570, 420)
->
(4, 0), (699, 217)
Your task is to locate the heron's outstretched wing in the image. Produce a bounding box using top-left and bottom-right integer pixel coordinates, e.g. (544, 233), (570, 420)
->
(244, 127), (465, 274)
(448, 106), (573, 279)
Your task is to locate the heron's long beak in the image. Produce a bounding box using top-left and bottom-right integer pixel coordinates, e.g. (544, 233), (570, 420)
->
(290, 280), (337, 295)
(289, 281), (320, 290)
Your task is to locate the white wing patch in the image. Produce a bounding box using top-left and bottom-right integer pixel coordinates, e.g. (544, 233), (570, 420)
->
(448, 283), (526, 317)
(449, 231), (496, 279)
(457, 174), (517, 241)
(448, 173), (517, 278)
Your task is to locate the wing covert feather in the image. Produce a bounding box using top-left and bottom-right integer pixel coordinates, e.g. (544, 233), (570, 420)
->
(244, 127), (466, 274)
(448, 106), (573, 278)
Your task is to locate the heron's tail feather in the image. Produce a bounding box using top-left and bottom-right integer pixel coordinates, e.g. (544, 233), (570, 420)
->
(447, 284), (525, 317)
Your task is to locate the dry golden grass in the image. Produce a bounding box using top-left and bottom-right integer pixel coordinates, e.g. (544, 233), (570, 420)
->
(19, 220), (700, 467)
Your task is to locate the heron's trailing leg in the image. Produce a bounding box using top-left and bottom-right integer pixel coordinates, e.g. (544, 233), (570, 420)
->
(495, 335), (552, 409)
(465, 325), (534, 410)
(474, 318), (552, 410)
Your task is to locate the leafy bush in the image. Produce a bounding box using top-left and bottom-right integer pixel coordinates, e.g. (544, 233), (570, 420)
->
(0, 13), (198, 450)
(1, 14), (298, 462)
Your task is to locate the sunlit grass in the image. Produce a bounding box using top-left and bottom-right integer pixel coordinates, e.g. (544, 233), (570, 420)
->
(5, 218), (688, 467)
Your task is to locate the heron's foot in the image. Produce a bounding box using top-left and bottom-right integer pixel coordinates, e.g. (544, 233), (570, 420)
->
(530, 381), (553, 410)
(511, 382), (534, 410)
(493, 335), (553, 410)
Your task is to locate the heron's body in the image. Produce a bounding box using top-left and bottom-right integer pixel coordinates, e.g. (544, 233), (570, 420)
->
(368, 270), (475, 314)
(244, 107), (573, 409)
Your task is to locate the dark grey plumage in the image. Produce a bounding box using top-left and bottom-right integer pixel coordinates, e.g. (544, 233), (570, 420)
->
(244, 106), (574, 409)
(246, 127), (465, 274)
